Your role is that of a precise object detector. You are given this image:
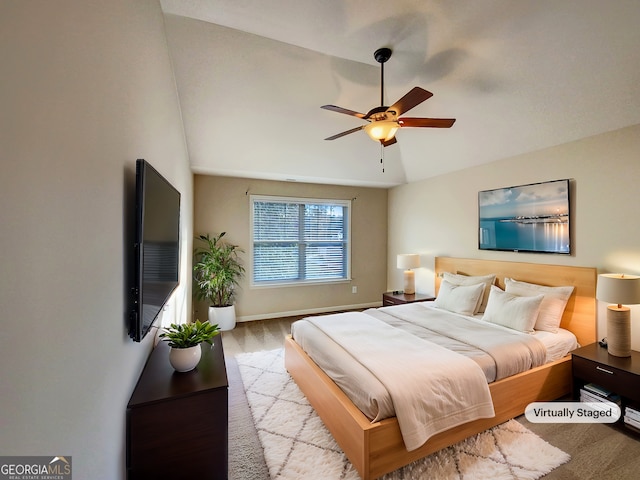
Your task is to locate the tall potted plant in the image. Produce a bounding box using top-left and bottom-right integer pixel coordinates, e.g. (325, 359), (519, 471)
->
(193, 232), (245, 330)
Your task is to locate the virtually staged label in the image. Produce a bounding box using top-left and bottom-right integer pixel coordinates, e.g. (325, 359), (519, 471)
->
(525, 402), (621, 423)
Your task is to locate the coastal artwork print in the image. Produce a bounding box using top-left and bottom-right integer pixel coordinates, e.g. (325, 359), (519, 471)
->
(478, 179), (570, 254)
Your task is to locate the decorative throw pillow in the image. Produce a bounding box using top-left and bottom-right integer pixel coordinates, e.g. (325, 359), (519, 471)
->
(504, 278), (574, 333)
(442, 272), (496, 313)
(434, 280), (486, 316)
(482, 286), (544, 333)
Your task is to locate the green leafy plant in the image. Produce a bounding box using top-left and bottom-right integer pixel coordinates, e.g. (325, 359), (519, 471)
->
(193, 232), (245, 307)
(159, 320), (220, 348)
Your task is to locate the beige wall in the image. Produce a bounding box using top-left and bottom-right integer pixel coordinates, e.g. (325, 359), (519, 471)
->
(0, 2), (192, 478)
(388, 124), (640, 349)
(194, 176), (388, 320)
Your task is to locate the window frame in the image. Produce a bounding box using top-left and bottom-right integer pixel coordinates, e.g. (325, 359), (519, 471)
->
(249, 194), (352, 288)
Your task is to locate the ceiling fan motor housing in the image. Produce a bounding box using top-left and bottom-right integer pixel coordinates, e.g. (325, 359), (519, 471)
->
(374, 47), (392, 64)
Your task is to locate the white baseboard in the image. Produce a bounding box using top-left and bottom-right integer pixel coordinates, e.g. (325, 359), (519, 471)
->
(237, 301), (382, 323)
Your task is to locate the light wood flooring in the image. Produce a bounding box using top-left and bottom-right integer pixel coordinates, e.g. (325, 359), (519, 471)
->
(221, 317), (297, 357)
(224, 317), (640, 480)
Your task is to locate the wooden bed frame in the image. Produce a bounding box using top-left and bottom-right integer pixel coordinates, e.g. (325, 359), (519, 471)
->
(284, 257), (596, 480)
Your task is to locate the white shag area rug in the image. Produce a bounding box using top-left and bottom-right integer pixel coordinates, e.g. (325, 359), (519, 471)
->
(236, 348), (570, 480)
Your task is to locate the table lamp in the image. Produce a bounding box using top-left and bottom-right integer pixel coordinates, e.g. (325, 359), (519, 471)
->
(596, 273), (640, 357)
(397, 254), (420, 295)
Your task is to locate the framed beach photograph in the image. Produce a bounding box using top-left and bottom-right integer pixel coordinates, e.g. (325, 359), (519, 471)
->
(478, 179), (571, 254)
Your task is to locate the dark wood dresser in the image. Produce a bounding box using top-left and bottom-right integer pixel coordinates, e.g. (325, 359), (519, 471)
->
(126, 335), (228, 479)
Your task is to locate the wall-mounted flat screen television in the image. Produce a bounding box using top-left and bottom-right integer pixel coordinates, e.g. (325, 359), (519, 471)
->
(130, 159), (181, 342)
(478, 179), (570, 254)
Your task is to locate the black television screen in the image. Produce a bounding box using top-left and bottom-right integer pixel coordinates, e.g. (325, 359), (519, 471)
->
(478, 179), (570, 254)
(130, 159), (181, 342)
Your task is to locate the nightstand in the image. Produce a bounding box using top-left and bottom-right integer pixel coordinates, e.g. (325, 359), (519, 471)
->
(572, 342), (640, 434)
(382, 292), (435, 306)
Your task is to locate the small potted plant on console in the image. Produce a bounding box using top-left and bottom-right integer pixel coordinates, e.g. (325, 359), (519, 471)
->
(159, 320), (220, 372)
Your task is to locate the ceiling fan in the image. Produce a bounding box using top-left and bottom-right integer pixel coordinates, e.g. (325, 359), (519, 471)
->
(322, 48), (456, 147)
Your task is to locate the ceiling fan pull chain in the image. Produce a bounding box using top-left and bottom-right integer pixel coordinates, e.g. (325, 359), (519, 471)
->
(380, 144), (385, 172)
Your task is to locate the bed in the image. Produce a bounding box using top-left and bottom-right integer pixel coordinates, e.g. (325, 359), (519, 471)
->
(284, 257), (596, 480)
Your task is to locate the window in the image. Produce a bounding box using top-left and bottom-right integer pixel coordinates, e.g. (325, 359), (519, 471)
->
(250, 195), (351, 286)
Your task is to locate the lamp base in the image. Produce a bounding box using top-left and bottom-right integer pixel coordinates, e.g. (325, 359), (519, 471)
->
(607, 305), (631, 357)
(403, 270), (415, 295)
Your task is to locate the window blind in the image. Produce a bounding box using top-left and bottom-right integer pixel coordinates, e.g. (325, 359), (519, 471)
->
(251, 196), (350, 285)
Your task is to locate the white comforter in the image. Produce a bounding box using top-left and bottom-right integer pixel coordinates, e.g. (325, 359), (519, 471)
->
(368, 304), (548, 380)
(305, 312), (495, 452)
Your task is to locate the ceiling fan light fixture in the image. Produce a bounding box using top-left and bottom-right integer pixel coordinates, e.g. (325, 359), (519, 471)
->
(365, 121), (399, 142)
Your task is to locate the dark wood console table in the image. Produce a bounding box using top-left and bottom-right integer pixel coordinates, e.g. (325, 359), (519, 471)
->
(126, 335), (228, 479)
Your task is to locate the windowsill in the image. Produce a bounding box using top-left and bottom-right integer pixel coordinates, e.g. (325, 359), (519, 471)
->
(250, 279), (352, 289)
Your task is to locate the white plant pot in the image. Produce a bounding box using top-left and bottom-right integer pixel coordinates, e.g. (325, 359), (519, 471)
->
(208, 305), (236, 331)
(169, 345), (202, 372)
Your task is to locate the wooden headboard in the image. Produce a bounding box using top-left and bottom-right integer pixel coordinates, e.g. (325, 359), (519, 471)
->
(435, 257), (597, 347)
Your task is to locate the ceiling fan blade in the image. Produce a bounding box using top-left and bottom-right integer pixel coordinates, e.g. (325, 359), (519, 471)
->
(321, 105), (367, 119)
(324, 125), (366, 141)
(381, 136), (397, 147)
(388, 87), (433, 116)
(398, 117), (456, 128)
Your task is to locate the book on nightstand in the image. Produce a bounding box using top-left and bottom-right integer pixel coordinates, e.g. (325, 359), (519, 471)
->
(580, 383), (621, 405)
(583, 383), (611, 397)
(624, 415), (640, 429)
(625, 406), (640, 422)
(624, 414), (640, 434)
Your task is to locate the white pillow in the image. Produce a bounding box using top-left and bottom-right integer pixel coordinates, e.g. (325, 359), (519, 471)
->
(504, 278), (574, 333)
(482, 286), (544, 333)
(442, 272), (496, 313)
(434, 280), (486, 316)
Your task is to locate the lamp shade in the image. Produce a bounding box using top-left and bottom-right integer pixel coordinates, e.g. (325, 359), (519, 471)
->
(365, 121), (399, 142)
(596, 273), (640, 305)
(397, 254), (420, 270)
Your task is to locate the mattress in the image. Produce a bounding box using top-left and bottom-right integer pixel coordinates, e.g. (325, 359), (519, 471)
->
(290, 303), (578, 422)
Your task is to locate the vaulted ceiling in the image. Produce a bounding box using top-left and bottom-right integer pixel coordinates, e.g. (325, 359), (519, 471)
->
(160, 0), (640, 187)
